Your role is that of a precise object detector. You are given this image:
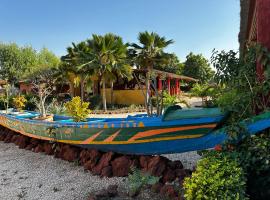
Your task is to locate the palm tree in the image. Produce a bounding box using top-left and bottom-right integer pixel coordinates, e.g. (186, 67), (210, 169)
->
(61, 41), (94, 101)
(87, 33), (129, 111)
(130, 31), (174, 114)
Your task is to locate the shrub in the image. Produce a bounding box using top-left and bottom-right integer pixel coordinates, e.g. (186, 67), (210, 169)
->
(231, 131), (270, 199)
(47, 99), (66, 115)
(88, 95), (102, 110)
(64, 96), (90, 122)
(12, 95), (27, 112)
(127, 167), (160, 196)
(24, 94), (38, 111)
(183, 151), (248, 200)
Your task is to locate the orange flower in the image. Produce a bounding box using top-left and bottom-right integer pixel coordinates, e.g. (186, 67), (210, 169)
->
(214, 144), (222, 151)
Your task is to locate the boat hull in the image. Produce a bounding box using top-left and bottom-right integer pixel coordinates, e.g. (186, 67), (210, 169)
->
(0, 110), (226, 154)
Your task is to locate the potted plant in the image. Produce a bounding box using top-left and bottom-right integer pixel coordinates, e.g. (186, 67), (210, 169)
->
(64, 96), (91, 122)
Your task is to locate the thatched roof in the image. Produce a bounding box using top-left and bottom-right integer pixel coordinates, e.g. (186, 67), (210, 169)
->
(239, 0), (256, 55)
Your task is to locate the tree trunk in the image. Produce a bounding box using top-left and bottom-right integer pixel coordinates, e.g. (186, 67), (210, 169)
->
(102, 77), (107, 111)
(110, 81), (114, 106)
(69, 82), (74, 98)
(80, 78), (84, 101)
(145, 70), (150, 115)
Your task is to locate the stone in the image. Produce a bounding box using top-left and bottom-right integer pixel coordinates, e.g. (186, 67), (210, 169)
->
(175, 169), (187, 180)
(16, 135), (29, 149)
(62, 145), (80, 162)
(147, 156), (168, 177)
(107, 185), (118, 197)
(11, 135), (19, 143)
(162, 168), (176, 183)
(25, 144), (35, 151)
(34, 144), (44, 153)
(43, 143), (54, 155)
(139, 156), (152, 169)
(168, 160), (183, 170)
(111, 156), (133, 177)
(151, 182), (163, 193)
(83, 149), (102, 171)
(100, 166), (112, 177)
(92, 151), (114, 175)
(4, 133), (13, 143)
(160, 185), (176, 199)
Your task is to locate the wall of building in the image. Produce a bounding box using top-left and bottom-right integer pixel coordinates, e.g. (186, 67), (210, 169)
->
(101, 89), (146, 105)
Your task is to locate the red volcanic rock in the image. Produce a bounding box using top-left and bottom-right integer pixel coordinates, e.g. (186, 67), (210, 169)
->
(34, 144), (44, 153)
(139, 156), (152, 169)
(160, 185), (176, 199)
(111, 156), (133, 177)
(4, 133), (13, 143)
(11, 135), (19, 143)
(83, 149), (102, 171)
(162, 168), (176, 183)
(16, 135), (29, 149)
(147, 156), (168, 177)
(25, 144), (35, 151)
(62, 145), (80, 162)
(151, 182), (163, 193)
(101, 166), (113, 177)
(92, 151), (114, 175)
(168, 160), (183, 170)
(0, 133), (6, 141)
(43, 143), (54, 155)
(30, 138), (40, 146)
(175, 169), (187, 180)
(80, 149), (101, 165)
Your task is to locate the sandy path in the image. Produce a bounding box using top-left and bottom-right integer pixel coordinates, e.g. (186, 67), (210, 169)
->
(0, 142), (125, 200)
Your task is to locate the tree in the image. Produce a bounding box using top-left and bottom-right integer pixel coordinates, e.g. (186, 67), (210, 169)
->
(182, 52), (214, 83)
(129, 31), (173, 114)
(87, 33), (129, 111)
(0, 42), (60, 84)
(154, 53), (184, 74)
(61, 41), (93, 100)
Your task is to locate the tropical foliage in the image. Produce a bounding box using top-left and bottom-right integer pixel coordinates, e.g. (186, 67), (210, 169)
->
(12, 95), (27, 112)
(0, 42), (60, 84)
(182, 52), (214, 83)
(184, 151), (248, 200)
(64, 96), (90, 122)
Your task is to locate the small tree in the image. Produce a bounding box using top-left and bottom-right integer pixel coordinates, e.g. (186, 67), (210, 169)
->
(64, 96), (90, 122)
(13, 95), (27, 112)
(30, 69), (57, 118)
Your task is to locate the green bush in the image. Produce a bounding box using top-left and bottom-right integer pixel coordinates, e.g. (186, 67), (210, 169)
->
(232, 131), (270, 199)
(24, 94), (38, 111)
(88, 95), (102, 110)
(183, 151), (248, 200)
(47, 99), (66, 115)
(64, 96), (91, 122)
(127, 167), (160, 196)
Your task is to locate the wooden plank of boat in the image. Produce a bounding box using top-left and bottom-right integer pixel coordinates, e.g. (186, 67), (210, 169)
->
(0, 106), (228, 155)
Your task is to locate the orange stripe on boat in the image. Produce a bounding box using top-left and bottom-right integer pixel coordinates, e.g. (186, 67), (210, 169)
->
(103, 130), (121, 142)
(81, 131), (103, 144)
(128, 124), (217, 141)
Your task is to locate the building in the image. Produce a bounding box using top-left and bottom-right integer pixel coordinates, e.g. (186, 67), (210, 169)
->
(102, 69), (198, 105)
(239, 0), (270, 80)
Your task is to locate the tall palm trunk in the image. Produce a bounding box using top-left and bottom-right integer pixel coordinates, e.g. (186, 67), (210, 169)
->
(145, 67), (151, 115)
(110, 81), (114, 106)
(102, 76), (107, 111)
(80, 78), (84, 101)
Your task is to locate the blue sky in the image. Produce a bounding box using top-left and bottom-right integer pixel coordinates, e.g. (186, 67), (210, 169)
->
(0, 0), (240, 61)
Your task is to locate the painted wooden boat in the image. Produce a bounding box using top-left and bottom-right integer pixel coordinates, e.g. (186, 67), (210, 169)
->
(1, 107), (270, 155)
(0, 106), (228, 155)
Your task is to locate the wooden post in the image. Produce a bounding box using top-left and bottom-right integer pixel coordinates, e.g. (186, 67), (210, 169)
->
(175, 78), (179, 95)
(167, 77), (171, 95)
(158, 77), (162, 91)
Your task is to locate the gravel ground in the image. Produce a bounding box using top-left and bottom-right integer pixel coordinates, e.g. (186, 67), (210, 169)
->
(0, 142), (200, 200)
(0, 142), (126, 200)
